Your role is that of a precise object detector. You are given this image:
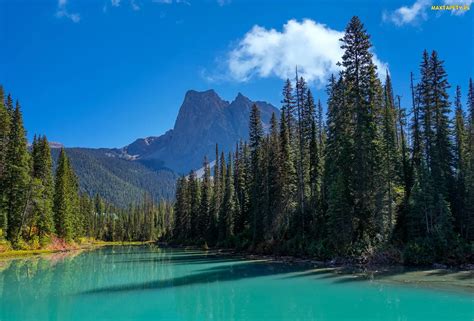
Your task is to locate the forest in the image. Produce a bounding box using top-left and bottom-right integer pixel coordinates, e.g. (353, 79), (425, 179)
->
(1, 16), (472, 265)
(0, 92), (174, 249)
(172, 17), (473, 265)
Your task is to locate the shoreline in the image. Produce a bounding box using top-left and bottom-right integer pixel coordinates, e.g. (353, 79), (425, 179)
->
(165, 243), (474, 272)
(0, 242), (472, 293)
(2, 241), (473, 274)
(0, 241), (152, 259)
(169, 245), (474, 293)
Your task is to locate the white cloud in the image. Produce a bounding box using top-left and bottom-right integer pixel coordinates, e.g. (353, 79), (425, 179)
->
(56, 0), (81, 23)
(131, 0), (140, 10)
(226, 19), (387, 86)
(442, 0), (473, 15)
(383, 0), (472, 25)
(217, 0), (231, 6)
(152, 0), (190, 4)
(382, 0), (430, 26)
(111, 0), (121, 7)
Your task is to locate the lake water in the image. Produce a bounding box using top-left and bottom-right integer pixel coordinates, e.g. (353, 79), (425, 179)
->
(0, 246), (472, 321)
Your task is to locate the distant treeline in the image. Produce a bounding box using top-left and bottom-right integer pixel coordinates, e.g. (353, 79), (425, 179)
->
(0, 90), (174, 248)
(172, 16), (473, 265)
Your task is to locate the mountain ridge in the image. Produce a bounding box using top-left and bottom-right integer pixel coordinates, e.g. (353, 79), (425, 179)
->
(121, 89), (279, 173)
(61, 89), (279, 206)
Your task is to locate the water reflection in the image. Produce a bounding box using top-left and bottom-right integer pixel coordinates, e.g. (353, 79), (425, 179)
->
(0, 246), (472, 321)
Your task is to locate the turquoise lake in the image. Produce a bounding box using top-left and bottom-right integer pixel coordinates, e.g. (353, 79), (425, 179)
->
(0, 246), (472, 321)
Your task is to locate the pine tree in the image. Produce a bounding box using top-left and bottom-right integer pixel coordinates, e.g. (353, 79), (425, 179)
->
(0, 86), (10, 235)
(393, 95), (413, 242)
(380, 73), (402, 238)
(464, 78), (474, 241)
(309, 118), (320, 237)
(266, 113), (281, 239)
(249, 104), (264, 245)
(3, 101), (30, 243)
(5, 94), (14, 118)
(411, 72), (423, 171)
(294, 74), (308, 236)
(453, 85), (466, 237)
(198, 156), (211, 242)
(408, 51), (454, 245)
(188, 171), (200, 240)
(219, 153), (235, 243)
(0, 86), (9, 178)
(430, 51), (453, 199)
(281, 79), (295, 140)
(68, 166), (81, 239)
(31, 136), (55, 238)
(234, 141), (250, 236)
(53, 149), (74, 240)
(429, 51), (454, 239)
(188, 170), (200, 241)
(302, 89), (316, 236)
(208, 144), (221, 244)
(324, 75), (353, 252)
(419, 50), (434, 170)
(341, 16), (383, 246)
(278, 110), (296, 239)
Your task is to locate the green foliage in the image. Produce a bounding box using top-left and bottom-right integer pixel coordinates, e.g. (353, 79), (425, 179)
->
(0, 86), (10, 234)
(31, 136), (55, 237)
(1, 16), (471, 265)
(51, 148), (177, 208)
(171, 16), (472, 266)
(0, 88), (174, 249)
(3, 102), (30, 243)
(53, 149), (75, 240)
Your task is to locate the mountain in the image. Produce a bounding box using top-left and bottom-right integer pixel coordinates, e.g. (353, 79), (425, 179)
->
(62, 90), (278, 206)
(51, 148), (177, 208)
(122, 90), (279, 173)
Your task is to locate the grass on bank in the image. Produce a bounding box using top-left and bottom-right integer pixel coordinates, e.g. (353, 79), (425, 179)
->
(0, 236), (152, 259)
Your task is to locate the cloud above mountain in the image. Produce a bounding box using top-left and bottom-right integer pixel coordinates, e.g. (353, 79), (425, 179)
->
(226, 19), (388, 86)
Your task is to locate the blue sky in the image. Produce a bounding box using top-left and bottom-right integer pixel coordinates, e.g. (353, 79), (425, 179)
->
(1, 0), (472, 148)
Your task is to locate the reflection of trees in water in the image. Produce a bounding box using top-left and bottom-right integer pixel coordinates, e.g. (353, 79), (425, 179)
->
(1, 247), (472, 320)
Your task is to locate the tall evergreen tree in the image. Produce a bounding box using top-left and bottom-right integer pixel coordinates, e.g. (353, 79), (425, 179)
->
(294, 74), (308, 235)
(266, 113), (281, 240)
(53, 149), (74, 240)
(408, 50), (454, 246)
(341, 16), (383, 246)
(309, 118), (321, 237)
(234, 141), (250, 237)
(5, 94), (14, 118)
(430, 51), (453, 200)
(208, 144), (221, 244)
(277, 110), (296, 240)
(380, 73), (402, 238)
(173, 176), (189, 241)
(281, 79), (295, 140)
(3, 101), (30, 243)
(188, 170), (200, 240)
(0, 86), (10, 235)
(198, 157), (211, 242)
(411, 72), (423, 171)
(31, 136), (55, 238)
(464, 78), (474, 241)
(249, 104), (264, 245)
(453, 85), (467, 237)
(325, 75), (353, 252)
(219, 153), (235, 243)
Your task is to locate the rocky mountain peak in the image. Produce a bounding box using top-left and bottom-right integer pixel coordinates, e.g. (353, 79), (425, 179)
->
(124, 89), (279, 173)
